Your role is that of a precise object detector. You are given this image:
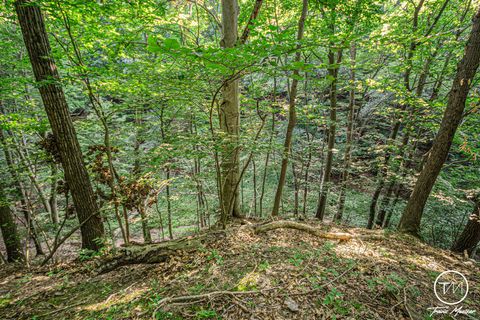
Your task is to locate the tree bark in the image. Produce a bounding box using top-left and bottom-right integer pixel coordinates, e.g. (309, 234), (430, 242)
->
(15, 0), (104, 250)
(271, 0), (308, 216)
(451, 202), (480, 256)
(335, 43), (356, 222)
(219, 0), (241, 221)
(399, 7), (480, 236)
(259, 102), (276, 217)
(0, 185), (23, 262)
(316, 46), (342, 220)
(49, 163), (59, 225)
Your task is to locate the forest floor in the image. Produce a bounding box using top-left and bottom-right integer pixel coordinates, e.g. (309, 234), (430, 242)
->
(0, 220), (479, 320)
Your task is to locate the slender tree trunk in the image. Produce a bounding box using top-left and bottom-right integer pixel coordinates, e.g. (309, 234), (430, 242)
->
(291, 161), (299, 216)
(166, 169), (173, 240)
(375, 133), (410, 227)
(15, 0), (104, 250)
(14, 143), (51, 215)
(0, 185), (23, 262)
(366, 112), (403, 229)
(316, 46), (342, 220)
(335, 43), (356, 222)
(0, 128), (44, 255)
(271, 0), (308, 216)
(139, 206), (152, 243)
(49, 163), (59, 225)
(252, 157), (257, 216)
(383, 185), (402, 228)
(302, 122), (312, 217)
(219, 0), (241, 221)
(399, 7), (480, 235)
(451, 201), (480, 256)
(259, 95), (277, 217)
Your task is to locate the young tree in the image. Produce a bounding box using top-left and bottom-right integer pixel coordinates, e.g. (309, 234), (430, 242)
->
(335, 43), (356, 222)
(271, 0), (308, 216)
(219, 0), (241, 220)
(316, 33), (343, 220)
(15, 0), (104, 250)
(398, 6), (480, 236)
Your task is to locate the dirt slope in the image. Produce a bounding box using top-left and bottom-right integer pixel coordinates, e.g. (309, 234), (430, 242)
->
(0, 221), (479, 319)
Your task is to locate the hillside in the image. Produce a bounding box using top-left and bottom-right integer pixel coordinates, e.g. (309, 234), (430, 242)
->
(1, 221), (478, 319)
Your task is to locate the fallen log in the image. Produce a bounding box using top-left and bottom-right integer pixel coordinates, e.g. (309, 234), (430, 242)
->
(95, 220), (383, 273)
(253, 220), (354, 240)
(96, 232), (224, 274)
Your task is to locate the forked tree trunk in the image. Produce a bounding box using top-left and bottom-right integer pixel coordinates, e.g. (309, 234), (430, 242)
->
(271, 0), (308, 216)
(399, 7), (480, 235)
(15, 0), (104, 250)
(451, 202), (480, 256)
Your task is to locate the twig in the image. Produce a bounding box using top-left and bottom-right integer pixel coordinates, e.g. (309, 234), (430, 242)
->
(105, 281), (139, 304)
(41, 211), (100, 266)
(38, 300), (87, 318)
(403, 287), (413, 319)
(289, 263), (357, 296)
(152, 288), (276, 318)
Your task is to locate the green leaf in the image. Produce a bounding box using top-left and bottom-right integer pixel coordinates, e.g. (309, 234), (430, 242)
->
(146, 36), (161, 53)
(164, 38), (180, 50)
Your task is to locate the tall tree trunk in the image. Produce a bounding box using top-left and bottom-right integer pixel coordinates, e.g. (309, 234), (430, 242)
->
(0, 185), (23, 262)
(316, 46), (342, 220)
(399, 7), (480, 235)
(271, 0), (308, 216)
(335, 43), (356, 222)
(451, 201), (480, 256)
(15, 0), (104, 250)
(219, 0), (241, 221)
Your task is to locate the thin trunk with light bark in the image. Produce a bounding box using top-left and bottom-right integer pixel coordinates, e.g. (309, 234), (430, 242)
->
(271, 0), (308, 216)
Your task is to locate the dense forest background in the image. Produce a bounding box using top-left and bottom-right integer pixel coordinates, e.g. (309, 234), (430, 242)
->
(1, 0), (480, 319)
(0, 0), (479, 263)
